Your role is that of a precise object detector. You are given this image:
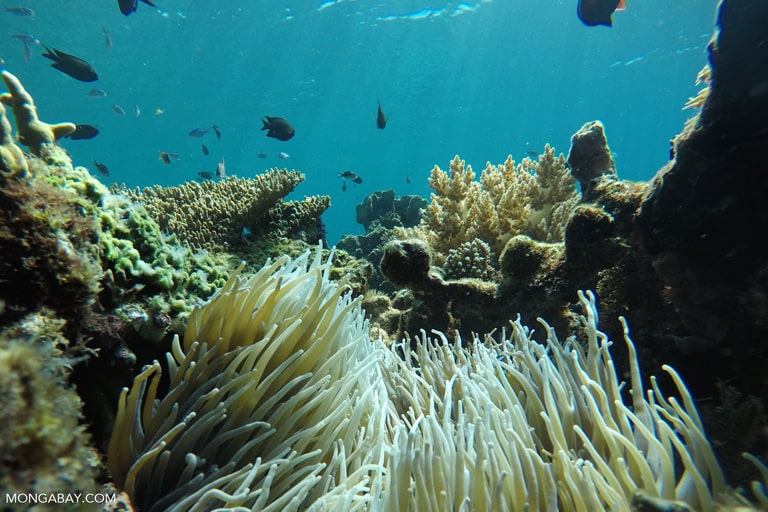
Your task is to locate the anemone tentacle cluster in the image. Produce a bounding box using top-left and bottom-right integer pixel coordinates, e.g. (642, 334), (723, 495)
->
(109, 247), (765, 511)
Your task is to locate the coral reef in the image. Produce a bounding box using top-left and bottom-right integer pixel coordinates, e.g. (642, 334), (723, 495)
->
(354, 189), (427, 232)
(0, 314), (100, 511)
(566, 120), (616, 200)
(397, 145), (579, 267)
(0, 71), (75, 162)
(107, 248), (768, 510)
(118, 169), (316, 251)
(443, 237), (498, 281)
(0, 158), (101, 324)
(338, 189), (427, 293)
(0, 94), (28, 176)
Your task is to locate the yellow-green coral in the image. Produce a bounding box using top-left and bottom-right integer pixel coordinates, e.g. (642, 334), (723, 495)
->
(118, 169), (306, 251)
(0, 324), (100, 512)
(398, 145), (579, 267)
(0, 71), (75, 159)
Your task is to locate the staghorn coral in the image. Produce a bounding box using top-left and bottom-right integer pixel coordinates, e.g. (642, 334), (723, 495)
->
(397, 145), (578, 267)
(118, 169), (306, 251)
(0, 71), (75, 162)
(107, 248), (768, 511)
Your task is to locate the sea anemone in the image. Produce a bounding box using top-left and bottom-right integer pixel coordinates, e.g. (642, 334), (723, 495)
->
(108, 246), (766, 511)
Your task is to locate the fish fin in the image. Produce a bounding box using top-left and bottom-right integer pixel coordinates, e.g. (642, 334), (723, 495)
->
(616, 0), (627, 11)
(41, 45), (56, 60)
(140, 0), (157, 5)
(261, 118), (270, 130)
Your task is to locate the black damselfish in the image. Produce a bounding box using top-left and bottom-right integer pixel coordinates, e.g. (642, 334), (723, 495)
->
(42, 46), (98, 82)
(118, 0), (157, 16)
(376, 102), (387, 129)
(577, 0), (626, 27)
(261, 116), (294, 141)
(68, 124), (99, 140)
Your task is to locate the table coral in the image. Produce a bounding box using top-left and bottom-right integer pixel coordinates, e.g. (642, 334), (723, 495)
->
(119, 169), (306, 250)
(398, 145), (579, 267)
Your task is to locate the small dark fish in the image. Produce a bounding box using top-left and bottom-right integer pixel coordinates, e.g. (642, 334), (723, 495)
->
(69, 124), (100, 140)
(189, 127), (210, 138)
(93, 160), (109, 177)
(406, 175), (411, 184)
(158, 151), (172, 165)
(577, 0), (626, 27)
(118, 0), (157, 16)
(103, 26), (112, 50)
(201, 143), (209, 156)
(42, 45), (98, 82)
(376, 101), (387, 129)
(261, 116), (294, 141)
(526, 150), (539, 158)
(5, 6), (34, 16)
(256, 152), (268, 159)
(112, 104), (126, 116)
(342, 182), (347, 192)
(211, 124), (221, 139)
(215, 160), (226, 179)
(88, 88), (107, 98)
(339, 171), (363, 184)
(197, 171), (213, 180)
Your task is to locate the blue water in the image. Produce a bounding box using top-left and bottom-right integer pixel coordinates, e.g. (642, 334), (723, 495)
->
(1, 0), (717, 244)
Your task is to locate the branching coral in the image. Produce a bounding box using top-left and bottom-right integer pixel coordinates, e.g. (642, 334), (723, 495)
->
(118, 169), (307, 250)
(397, 145), (579, 267)
(0, 71), (75, 161)
(108, 247), (767, 511)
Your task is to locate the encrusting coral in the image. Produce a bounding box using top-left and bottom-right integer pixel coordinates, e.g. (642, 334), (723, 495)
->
(108, 246), (768, 511)
(118, 169), (322, 251)
(397, 145), (579, 267)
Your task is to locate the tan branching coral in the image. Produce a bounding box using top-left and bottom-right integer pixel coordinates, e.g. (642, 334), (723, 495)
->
(0, 100), (27, 176)
(0, 71), (75, 161)
(398, 145), (579, 267)
(119, 169), (306, 250)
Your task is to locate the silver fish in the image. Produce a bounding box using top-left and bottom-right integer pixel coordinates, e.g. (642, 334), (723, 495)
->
(111, 104), (126, 116)
(88, 88), (108, 98)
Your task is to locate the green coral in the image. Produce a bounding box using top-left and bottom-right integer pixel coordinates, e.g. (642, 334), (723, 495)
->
(0, 318), (100, 511)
